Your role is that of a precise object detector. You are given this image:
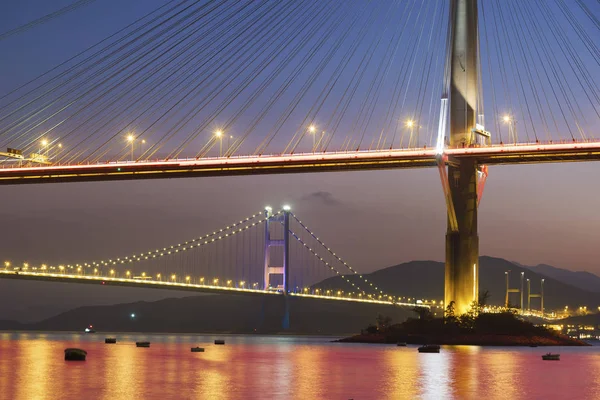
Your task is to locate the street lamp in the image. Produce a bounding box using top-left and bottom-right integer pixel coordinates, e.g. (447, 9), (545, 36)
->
(228, 135), (234, 154)
(502, 114), (517, 143)
(40, 139), (49, 158)
(308, 125), (316, 151)
(406, 120), (415, 147)
(127, 134), (135, 160)
(215, 130), (223, 157)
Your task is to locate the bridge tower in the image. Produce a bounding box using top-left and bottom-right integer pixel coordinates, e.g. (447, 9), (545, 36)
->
(263, 206), (291, 329)
(444, 0), (481, 314)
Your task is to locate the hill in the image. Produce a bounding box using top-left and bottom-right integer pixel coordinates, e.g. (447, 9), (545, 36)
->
(3, 294), (412, 335)
(314, 256), (600, 310)
(524, 264), (600, 294)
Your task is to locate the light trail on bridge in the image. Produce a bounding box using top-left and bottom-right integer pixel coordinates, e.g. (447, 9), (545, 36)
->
(1, 140), (599, 185)
(0, 270), (423, 308)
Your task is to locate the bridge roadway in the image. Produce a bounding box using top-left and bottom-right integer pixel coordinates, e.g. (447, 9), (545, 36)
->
(0, 270), (420, 307)
(1, 141), (599, 185)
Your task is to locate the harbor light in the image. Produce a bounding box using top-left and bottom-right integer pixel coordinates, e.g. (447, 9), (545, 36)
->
(283, 204), (291, 211)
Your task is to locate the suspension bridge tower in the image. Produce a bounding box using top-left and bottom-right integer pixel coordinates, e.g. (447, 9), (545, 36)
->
(263, 206), (291, 329)
(444, 0), (481, 314)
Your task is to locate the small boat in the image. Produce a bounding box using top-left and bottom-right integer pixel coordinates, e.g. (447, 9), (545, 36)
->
(214, 339), (225, 345)
(418, 344), (440, 353)
(84, 326), (96, 333)
(542, 353), (560, 361)
(105, 338), (117, 344)
(397, 342), (407, 347)
(136, 341), (150, 348)
(191, 347), (205, 352)
(64, 348), (87, 361)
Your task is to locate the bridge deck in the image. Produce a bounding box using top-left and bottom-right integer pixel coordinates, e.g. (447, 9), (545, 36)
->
(0, 141), (599, 185)
(0, 271), (415, 307)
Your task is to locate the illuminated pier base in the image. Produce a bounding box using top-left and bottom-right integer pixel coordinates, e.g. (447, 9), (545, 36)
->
(445, 160), (479, 314)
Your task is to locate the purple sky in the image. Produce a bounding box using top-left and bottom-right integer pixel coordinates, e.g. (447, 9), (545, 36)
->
(0, 0), (599, 284)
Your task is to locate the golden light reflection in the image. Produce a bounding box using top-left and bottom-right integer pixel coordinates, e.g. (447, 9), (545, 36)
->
(478, 350), (520, 400)
(418, 347), (452, 399)
(384, 346), (419, 397)
(292, 347), (323, 397)
(102, 340), (142, 399)
(448, 346), (480, 398)
(15, 339), (52, 400)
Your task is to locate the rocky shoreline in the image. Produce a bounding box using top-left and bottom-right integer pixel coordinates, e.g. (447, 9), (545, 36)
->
(336, 332), (588, 346)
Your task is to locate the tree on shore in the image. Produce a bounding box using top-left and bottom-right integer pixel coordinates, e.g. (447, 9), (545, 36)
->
(411, 306), (433, 320)
(376, 314), (392, 331)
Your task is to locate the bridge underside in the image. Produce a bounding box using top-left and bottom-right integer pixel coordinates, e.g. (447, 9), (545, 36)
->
(0, 142), (599, 185)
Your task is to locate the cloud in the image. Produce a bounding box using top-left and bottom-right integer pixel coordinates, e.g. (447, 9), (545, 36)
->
(302, 191), (342, 206)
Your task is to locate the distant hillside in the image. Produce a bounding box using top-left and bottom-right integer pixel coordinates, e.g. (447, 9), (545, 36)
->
(314, 256), (600, 310)
(524, 264), (600, 294)
(3, 294), (412, 335)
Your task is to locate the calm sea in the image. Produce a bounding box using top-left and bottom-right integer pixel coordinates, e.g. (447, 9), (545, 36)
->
(0, 332), (598, 400)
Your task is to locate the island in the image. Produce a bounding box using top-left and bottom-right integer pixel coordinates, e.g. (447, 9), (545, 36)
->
(337, 302), (588, 346)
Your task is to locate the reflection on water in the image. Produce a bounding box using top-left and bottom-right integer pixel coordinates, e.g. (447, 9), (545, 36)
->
(0, 333), (599, 400)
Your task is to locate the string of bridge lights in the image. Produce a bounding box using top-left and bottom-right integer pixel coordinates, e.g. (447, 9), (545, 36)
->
(287, 228), (369, 298)
(65, 209), (277, 271)
(291, 213), (391, 299)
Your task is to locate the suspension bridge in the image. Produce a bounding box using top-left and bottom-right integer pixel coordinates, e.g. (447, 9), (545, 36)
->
(1, 206), (429, 329)
(0, 0), (599, 315)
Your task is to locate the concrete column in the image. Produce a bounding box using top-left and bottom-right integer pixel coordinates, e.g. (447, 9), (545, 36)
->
(444, 0), (480, 315)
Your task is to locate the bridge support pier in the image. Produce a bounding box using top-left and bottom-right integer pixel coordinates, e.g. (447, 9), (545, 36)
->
(445, 159), (479, 315)
(444, 0), (480, 315)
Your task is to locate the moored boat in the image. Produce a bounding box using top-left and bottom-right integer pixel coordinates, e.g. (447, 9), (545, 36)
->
(191, 347), (205, 352)
(397, 342), (407, 347)
(542, 353), (560, 361)
(214, 339), (225, 345)
(418, 344), (440, 353)
(65, 348), (87, 361)
(105, 338), (117, 344)
(136, 341), (150, 348)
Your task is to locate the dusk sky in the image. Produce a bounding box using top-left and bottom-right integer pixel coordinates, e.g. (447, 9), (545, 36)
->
(0, 0), (599, 316)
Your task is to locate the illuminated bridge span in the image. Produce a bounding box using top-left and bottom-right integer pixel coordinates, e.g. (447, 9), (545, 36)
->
(1, 0), (598, 314)
(1, 140), (600, 184)
(2, 207), (432, 328)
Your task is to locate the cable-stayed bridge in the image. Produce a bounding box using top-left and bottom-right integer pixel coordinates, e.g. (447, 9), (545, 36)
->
(0, 0), (599, 314)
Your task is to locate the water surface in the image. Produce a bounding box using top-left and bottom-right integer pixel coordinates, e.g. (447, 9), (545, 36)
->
(0, 332), (598, 399)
